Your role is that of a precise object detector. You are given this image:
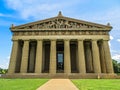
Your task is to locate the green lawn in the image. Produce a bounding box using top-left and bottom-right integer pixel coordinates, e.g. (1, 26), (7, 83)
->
(72, 79), (120, 90)
(1, 79), (120, 90)
(0, 79), (48, 90)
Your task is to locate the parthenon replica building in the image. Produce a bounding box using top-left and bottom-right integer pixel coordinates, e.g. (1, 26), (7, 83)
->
(6, 12), (115, 78)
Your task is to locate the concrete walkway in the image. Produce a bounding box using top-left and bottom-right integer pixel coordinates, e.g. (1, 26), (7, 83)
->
(37, 79), (79, 90)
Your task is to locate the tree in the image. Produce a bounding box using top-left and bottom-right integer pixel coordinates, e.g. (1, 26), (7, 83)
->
(0, 67), (2, 74)
(118, 63), (120, 72)
(112, 59), (120, 73)
(0, 67), (8, 74)
(112, 60), (118, 73)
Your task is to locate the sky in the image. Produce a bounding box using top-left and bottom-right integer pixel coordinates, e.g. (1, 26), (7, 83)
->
(0, 0), (120, 69)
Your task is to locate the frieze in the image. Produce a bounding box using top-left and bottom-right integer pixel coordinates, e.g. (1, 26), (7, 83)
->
(13, 31), (109, 36)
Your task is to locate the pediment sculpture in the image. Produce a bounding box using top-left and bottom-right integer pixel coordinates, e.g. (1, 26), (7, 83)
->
(11, 11), (111, 30)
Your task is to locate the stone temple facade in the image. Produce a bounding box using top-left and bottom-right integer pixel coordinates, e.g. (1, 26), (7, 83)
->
(6, 12), (115, 78)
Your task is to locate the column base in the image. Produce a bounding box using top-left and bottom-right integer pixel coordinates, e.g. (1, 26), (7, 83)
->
(1, 73), (119, 79)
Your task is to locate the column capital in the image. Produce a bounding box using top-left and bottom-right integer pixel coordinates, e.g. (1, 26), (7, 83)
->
(103, 39), (109, 42)
(92, 39), (98, 41)
(37, 39), (43, 41)
(78, 39), (84, 41)
(64, 39), (70, 41)
(50, 39), (57, 41)
(102, 38), (109, 41)
(23, 39), (29, 41)
(12, 39), (18, 42)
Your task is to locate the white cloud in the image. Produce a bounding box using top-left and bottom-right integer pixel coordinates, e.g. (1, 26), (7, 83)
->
(77, 6), (120, 31)
(111, 50), (119, 53)
(110, 36), (114, 40)
(0, 63), (9, 69)
(0, 13), (12, 17)
(5, 0), (82, 20)
(0, 56), (10, 69)
(6, 0), (59, 19)
(5, 0), (120, 31)
(109, 41), (111, 47)
(112, 54), (120, 62)
(7, 56), (10, 60)
(117, 39), (120, 42)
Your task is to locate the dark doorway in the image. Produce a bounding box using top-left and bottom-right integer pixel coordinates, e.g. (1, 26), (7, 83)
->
(43, 41), (50, 73)
(57, 42), (64, 73)
(57, 52), (64, 71)
(70, 41), (78, 73)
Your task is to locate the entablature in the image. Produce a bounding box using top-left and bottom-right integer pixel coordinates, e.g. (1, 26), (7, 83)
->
(13, 30), (109, 36)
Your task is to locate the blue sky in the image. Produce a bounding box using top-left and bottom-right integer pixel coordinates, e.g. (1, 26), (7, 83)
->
(0, 0), (120, 69)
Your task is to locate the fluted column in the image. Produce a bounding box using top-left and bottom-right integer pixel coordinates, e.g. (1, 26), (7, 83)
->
(35, 40), (43, 73)
(103, 40), (114, 73)
(98, 41), (106, 73)
(64, 40), (71, 74)
(78, 40), (86, 74)
(20, 40), (29, 73)
(42, 44), (45, 72)
(49, 40), (56, 74)
(8, 40), (18, 74)
(85, 42), (93, 73)
(28, 42), (36, 72)
(92, 40), (101, 73)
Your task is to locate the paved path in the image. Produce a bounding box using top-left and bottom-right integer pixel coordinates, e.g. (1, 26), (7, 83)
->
(37, 79), (79, 90)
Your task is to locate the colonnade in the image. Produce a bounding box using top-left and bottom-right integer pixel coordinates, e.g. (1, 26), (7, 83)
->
(8, 39), (114, 74)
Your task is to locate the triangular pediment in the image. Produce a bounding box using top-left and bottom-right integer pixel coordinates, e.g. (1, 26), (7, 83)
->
(11, 12), (112, 31)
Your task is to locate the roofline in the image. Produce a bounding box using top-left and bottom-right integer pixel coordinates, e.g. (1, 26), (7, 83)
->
(10, 14), (112, 30)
